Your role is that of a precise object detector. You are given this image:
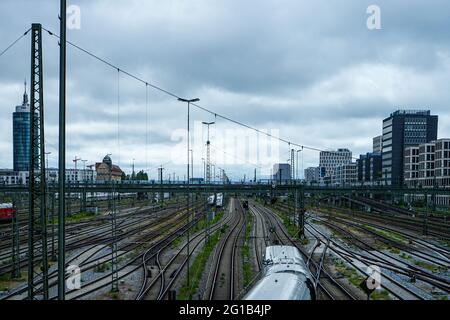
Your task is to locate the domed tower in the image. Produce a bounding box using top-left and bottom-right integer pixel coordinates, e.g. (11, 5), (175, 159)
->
(103, 154), (112, 170)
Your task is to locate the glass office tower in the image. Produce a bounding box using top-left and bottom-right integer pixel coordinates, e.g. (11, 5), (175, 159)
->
(13, 83), (31, 172)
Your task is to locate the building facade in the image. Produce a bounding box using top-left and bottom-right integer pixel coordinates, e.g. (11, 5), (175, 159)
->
(95, 155), (123, 182)
(382, 110), (438, 186)
(373, 135), (382, 154)
(46, 168), (96, 184)
(332, 163), (357, 186)
(404, 146), (420, 188)
(272, 163), (291, 182)
(0, 170), (20, 185)
(404, 139), (450, 189)
(319, 148), (352, 179)
(404, 139), (450, 207)
(434, 139), (450, 188)
(304, 167), (322, 184)
(357, 153), (382, 185)
(13, 84), (36, 172)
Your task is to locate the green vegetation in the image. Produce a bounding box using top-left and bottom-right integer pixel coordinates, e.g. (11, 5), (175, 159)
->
(271, 207), (300, 241)
(334, 260), (365, 288)
(108, 290), (120, 299)
(363, 225), (409, 245)
(432, 292), (449, 300)
(0, 272), (24, 291)
(371, 289), (391, 300)
(94, 261), (112, 273)
(389, 247), (401, 255)
(191, 210), (224, 234)
(49, 210), (97, 224)
(177, 228), (224, 300)
(413, 260), (443, 273)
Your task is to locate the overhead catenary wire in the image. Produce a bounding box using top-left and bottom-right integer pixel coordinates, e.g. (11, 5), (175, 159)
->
(41, 26), (338, 156)
(0, 28), (31, 58)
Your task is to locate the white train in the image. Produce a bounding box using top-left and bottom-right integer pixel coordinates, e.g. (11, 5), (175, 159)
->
(243, 246), (316, 300)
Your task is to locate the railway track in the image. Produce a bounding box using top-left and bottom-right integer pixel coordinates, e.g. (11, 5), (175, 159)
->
(1, 202), (202, 299)
(137, 203), (233, 300)
(272, 201), (449, 299)
(0, 202), (191, 277)
(206, 198), (246, 300)
(306, 216), (450, 295)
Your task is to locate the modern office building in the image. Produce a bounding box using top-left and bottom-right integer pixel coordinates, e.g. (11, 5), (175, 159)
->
(373, 135), (382, 154)
(304, 167), (322, 184)
(357, 153), (382, 184)
(13, 83), (35, 172)
(404, 140), (450, 188)
(272, 163), (291, 182)
(332, 163), (357, 186)
(319, 148), (352, 178)
(404, 146), (420, 188)
(381, 110), (438, 186)
(404, 139), (450, 207)
(434, 139), (450, 188)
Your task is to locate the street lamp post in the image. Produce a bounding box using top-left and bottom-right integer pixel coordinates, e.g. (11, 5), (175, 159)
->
(296, 149), (302, 181)
(177, 97), (199, 297)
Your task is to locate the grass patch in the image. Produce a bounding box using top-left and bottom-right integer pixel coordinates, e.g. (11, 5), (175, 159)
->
(334, 260), (365, 288)
(371, 289), (391, 300)
(432, 292), (449, 300)
(413, 260), (440, 272)
(108, 290), (120, 299)
(177, 228), (224, 300)
(94, 261), (112, 273)
(50, 211), (96, 224)
(363, 225), (409, 245)
(389, 247), (401, 255)
(0, 271), (24, 291)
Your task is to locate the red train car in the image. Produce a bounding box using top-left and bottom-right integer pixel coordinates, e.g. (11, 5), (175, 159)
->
(0, 203), (14, 222)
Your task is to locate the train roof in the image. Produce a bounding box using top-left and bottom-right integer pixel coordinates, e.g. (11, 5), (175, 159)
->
(0, 203), (13, 209)
(265, 245), (304, 265)
(264, 246), (311, 279)
(244, 272), (314, 300)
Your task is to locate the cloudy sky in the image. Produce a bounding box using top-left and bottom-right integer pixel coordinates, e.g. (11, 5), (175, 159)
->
(1, 0), (450, 181)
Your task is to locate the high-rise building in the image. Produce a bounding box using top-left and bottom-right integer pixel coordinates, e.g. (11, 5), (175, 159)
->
(13, 82), (35, 172)
(373, 135), (382, 153)
(381, 110), (438, 186)
(357, 153), (382, 184)
(319, 148), (352, 178)
(272, 163), (291, 182)
(304, 167), (322, 184)
(404, 139), (450, 207)
(332, 163), (357, 186)
(404, 146), (420, 188)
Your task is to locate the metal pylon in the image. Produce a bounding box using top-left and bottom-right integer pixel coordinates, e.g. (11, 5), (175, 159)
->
(111, 183), (119, 292)
(27, 23), (49, 300)
(11, 194), (21, 279)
